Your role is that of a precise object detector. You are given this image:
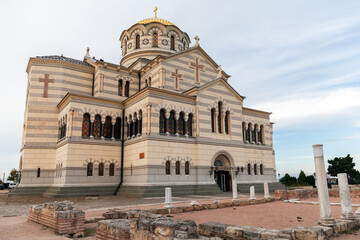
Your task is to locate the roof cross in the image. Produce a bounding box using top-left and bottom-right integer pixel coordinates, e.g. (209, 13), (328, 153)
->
(194, 35), (200, 46)
(154, 6), (158, 19)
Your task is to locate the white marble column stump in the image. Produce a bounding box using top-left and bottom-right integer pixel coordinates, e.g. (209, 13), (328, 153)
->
(164, 187), (173, 209)
(264, 182), (270, 199)
(232, 178), (238, 201)
(338, 173), (355, 220)
(313, 144), (335, 226)
(249, 186), (256, 200)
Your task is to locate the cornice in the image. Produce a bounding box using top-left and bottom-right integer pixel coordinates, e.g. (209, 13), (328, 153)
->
(26, 58), (94, 74)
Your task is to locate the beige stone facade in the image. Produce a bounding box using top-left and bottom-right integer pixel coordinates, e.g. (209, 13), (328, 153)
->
(16, 15), (277, 197)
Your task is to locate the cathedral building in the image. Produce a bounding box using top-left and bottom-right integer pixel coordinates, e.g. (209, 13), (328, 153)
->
(13, 10), (279, 197)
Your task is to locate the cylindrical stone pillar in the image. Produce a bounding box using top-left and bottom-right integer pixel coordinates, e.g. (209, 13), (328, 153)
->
(164, 187), (173, 209)
(313, 144), (335, 226)
(249, 186), (256, 200)
(264, 182), (270, 199)
(232, 169), (238, 200)
(338, 173), (355, 220)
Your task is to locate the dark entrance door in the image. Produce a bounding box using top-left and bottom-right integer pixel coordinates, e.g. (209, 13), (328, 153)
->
(214, 170), (231, 192)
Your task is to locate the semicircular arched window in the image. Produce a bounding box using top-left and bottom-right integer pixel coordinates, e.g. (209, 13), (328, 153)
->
(136, 34), (140, 49)
(170, 36), (175, 50)
(87, 163), (93, 176)
(82, 113), (90, 137)
(159, 109), (166, 134)
(214, 159), (223, 167)
(178, 112), (185, 135)
(93, 115), (101, 138)
(169, 111), (176, 135)
(165, 161), (171, 175)
(185, 161), (190, 175)
(109, 163), (115, 176)
(153, 32), (158, 47)
(104, 116), (112, 139)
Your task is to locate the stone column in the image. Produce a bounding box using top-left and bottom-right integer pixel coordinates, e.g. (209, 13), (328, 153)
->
(214, 112), (218, 134)
(264, 182), (270, 199)
(313, 144), (335, 226)
(184, 116), (188, 137)
(164, 187), (173, 208)
(249, 186), (256, 200)
(101, 121), (105, 139)
(111, 122), (115, 140)
(90, 119), (94, 138)
(175, 113), (179, 136)
(165, 113), (170, 135)
(232, 168), (238, 200)
(338, 173), (355, 220)
(137, 117), (142, 135)
(220, 113), (225, 134)
(132, 119), (136, 137)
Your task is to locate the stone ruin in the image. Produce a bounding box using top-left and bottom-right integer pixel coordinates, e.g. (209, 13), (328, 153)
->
(28, 200), (85, 235)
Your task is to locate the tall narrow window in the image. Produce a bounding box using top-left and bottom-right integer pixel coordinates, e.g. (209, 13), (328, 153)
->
(187, 114), (193, 136)
(118, 79), (123, 96)
(185, 161), (190, 175)
(139, 111), (143, 135)
(260, 164), (263, 175)
(225, 111), (230, 134)
(247, 163), (251, 175)
(166, 161), (171, 175)
(114, 117), (121, 140)
(125, 81), (130, 97)
(218, 102), (222, 133)
(254, 164), (257, 175)
(136, 34), (140, 49)
(99, 163), (104, 176)
(82, 114), (91, 137)
(183, 41), (186, 51)
(169, 111), (176, 134)
(109, 163), (115, 176)
(211, 108), (215, 133)
(37, 168), (41, 178)
(87, 163), (93, 176)
(259, 126), (263, 144)
(178, 112), (185, 135)
(246, 124), (250, 142)
(129, 116), (134, 137)
(152, 32), (158, 47)
(134, 114), (138, 135)
(93, 115), (101, 138)
(104, 116), (112, 139)
(170, 36), (175, 50)
(159, 109), (166, 133)
(148, 77), (151, 87)
(124, 39), (127, 55)
(176, 161), (180, 175)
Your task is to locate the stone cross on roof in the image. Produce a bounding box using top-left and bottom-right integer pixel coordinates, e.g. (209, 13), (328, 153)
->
(194, 36), (200, 46)
(217, 65), (223, 78)
(154, 6), (158, 19)
(85, 47), (90, 58)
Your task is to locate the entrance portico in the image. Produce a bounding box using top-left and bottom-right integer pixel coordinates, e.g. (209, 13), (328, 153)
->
(211, 151), (237, 196)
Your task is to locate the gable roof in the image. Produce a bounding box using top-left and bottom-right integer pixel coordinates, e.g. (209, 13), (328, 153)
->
(183, 77), (245, 102)
(139, 46), (230, 78)
(36, 55), (93, 67)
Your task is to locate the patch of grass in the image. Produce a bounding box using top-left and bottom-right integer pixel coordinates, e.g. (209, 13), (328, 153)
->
(166, 215), (174, 218)
(343, 225), (360, 235)
(84, 228), (96, 237)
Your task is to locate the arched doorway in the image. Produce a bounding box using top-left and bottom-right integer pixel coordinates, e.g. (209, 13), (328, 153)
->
(212, 153), (233, 192)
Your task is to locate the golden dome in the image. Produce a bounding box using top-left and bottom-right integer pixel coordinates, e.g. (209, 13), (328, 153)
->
(137, 18), (174, 26)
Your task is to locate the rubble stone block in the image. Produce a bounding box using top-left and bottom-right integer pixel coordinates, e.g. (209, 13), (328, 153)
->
(291, 227), (325, 240)
(198, 222), (229, 238)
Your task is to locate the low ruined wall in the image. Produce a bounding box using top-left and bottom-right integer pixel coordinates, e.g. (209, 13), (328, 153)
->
(275, 185), (360, 200)
(28, 201), (85, 235)
(96, 210), (198, 240)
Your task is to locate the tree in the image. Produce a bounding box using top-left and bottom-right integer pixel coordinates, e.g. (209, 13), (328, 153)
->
(7, 168), (18, 182)
(280, 173), (297, 186)
(297, 170), (307, 185)
(327, 154), (360, 184)
(306, 175), (315, 187)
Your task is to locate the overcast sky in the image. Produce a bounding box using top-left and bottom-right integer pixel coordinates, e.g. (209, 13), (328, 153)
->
(0, 0), (359, 180)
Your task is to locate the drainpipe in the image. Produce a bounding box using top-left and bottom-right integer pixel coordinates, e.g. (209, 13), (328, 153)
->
(138, 72), (141, 91)
(114, 108), (126, 195)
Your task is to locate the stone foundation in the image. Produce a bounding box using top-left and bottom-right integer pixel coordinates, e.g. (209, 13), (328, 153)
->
(28, 201), (85, 234)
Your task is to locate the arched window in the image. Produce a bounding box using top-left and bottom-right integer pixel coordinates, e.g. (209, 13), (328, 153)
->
(114, 117), (121, 140)
(109, 163), (115, 176)
(170, 36), (175, 50)
(258, 125), (263, 144)
(99, 163), (104, 176)
(159, 109), (166, 134)
(246, 124), (250, 142)
(218, 102), (222, 133)
(37, 168), (41, 178)
(214, 159), (223, 167)
(247, 163), (251, 175)
(82, 113), (90, 137)
(148, 77), (151, 87)
(185, 161), (190, 175)
(125, 81), (130, 97)
(176, 161), (180, 175)
(178, 112), (185, 135)
(139, 110), (142, 135)
(129, 115), (134, 137)
(225, 111), (230, 134)
(169, 111), (176, 134)
(124, 39), (127, 55)
(187, 114), (193, 136)
(211, 108), (215, 133)
(165, 161), (171, 175)
(254, 164), (257, 175)
(251, 126), (256, 143)
(260, 164), (263, 175)
(118, 79), (123, 96)
(87, 163), (93, 176)
(93, 115), (101, 138)
(183, 41), (186, 51)
(153, 32), (158, 47)
(104, 116), (112, 139)
(136, 34), (140, 49)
